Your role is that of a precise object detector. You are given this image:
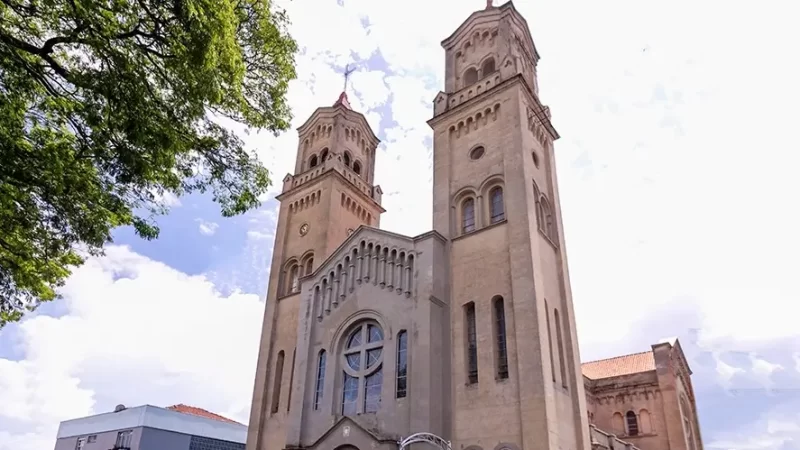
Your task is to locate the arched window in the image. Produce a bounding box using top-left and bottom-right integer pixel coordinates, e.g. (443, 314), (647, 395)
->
(626, 411), (639, 436)
(462, 198), (476, 233)
(320, 148), (329, 162)
(353, 161), (362, 175)
(463, 67), (478, 86)
(343, 152), (351, 166)
(314, 350), (326, 410)
(493, 297), (508, 379)
(342, 323), (384, 415)
(464, 302), (478, 384)
(539, 197), (550, 234)
(482, 57), (496, 76)
(554, 308), (567, 388)
(288, 263), (300, 294)
(490, 187), (505, 223)
(305, 257), (314, 275)
(271, 350), (285, 413)
(309, 154), (319, 168)
(396, 330), (408, 398)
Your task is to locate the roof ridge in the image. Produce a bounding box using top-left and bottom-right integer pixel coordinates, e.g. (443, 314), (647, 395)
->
(581, 350), (653, 365)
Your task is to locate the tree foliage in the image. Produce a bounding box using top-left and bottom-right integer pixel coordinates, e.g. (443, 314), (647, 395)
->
(0, 0), (297, 326)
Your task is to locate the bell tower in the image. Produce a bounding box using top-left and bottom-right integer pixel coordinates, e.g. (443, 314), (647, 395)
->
(245, 85), (385, 450)
(428, 2), (590, 450)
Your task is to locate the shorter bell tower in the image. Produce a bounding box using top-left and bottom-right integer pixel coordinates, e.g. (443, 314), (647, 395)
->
(246, 85), (385, 450)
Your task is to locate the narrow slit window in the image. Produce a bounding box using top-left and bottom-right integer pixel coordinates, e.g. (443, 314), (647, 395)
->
(396, 331), (408, 398)
(465, 302), (478, 384)
(554, 309), (568, 388)
(271, 351), (285, 413)
(494, 297), (509, 379)
(314, 351), (326, 410)
(287, 348), (296, 412)
(545, 300), (556, 382)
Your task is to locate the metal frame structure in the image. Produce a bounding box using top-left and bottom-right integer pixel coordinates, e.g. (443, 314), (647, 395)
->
(398, 432), (452, 450)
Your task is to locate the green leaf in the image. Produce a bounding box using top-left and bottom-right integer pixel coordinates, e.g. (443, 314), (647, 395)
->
(0, 0), (297, 327)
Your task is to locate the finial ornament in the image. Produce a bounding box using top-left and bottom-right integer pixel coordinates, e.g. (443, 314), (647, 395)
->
(486, 0), (493, 9)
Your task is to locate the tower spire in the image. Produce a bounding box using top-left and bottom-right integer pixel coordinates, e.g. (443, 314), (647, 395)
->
(334, 63), (356, 109)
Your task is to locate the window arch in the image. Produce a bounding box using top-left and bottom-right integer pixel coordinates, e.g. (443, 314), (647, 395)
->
(320, 148), (329, 162)
(284, 260), (300, 295)
(343, 151), (351, 166)
(612, 412), (625, 435)
(396, 330), (408, 398)
(639, 409), (653, 434)
(353, 161), (362, 175)
(314, 350), (326, 410)
(626, 410), (639, 436)
(464, 302), (478, 384)
(481, 57), (496, 77)
(271, 350), (285, 413)
(342, 322), (384, 415)
(309, 154), (319, 168)
(493, 296), (508, 379)
(462, 198), (476, 233)
(489, 187), (505, 223)
(463, 67), (478, 86)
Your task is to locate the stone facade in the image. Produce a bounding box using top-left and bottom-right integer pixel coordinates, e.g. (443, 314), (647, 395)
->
(244, 2), (704, 450)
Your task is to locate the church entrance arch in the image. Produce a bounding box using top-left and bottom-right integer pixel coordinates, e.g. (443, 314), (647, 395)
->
(398, 433), (452, 450)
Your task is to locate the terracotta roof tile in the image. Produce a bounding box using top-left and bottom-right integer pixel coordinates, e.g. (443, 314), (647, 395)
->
(581, 351), (656, 379)
(166, 404), (242, 425)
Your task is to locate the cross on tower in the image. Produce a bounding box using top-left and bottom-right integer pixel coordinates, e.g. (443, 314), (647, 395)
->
(343, 63), (357, 93)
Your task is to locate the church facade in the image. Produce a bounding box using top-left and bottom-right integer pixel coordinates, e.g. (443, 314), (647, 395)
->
(244, 3), (704, 450)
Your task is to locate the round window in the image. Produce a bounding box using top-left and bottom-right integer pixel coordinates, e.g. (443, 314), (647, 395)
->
(469, 146), (485, 160)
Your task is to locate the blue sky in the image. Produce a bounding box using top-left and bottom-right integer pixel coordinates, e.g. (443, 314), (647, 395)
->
(2, 0), (800, 449)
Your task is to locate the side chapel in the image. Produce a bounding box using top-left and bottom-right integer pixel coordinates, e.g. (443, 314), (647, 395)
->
(244, 2), (705, 450)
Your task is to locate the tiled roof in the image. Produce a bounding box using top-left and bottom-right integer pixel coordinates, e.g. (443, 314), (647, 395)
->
(581, 351), (656, 379)
(166, 404), (242, 425)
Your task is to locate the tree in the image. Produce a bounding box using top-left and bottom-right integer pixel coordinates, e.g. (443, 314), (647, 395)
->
(0, 0), (297, 326)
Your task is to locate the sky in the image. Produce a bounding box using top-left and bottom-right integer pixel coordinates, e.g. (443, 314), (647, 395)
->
(1, 0), (800, 449)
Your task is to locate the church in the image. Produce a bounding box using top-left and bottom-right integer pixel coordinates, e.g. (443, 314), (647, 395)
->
(244, 2), (704, 450)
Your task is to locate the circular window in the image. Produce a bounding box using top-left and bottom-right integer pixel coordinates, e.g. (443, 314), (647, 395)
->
(469, 146), (485, 160)
(532, 151), (540, 168)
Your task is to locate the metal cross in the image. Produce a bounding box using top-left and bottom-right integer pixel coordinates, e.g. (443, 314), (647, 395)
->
(343, 63), (357, 92)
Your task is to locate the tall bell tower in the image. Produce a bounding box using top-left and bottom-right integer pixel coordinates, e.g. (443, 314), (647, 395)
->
(245, 87), (385, 450)
(428, 2), (591, 450)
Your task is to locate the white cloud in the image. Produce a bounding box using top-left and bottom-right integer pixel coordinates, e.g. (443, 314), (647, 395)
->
(196, 219), (219, 236)
(0, 246), (264, 450)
